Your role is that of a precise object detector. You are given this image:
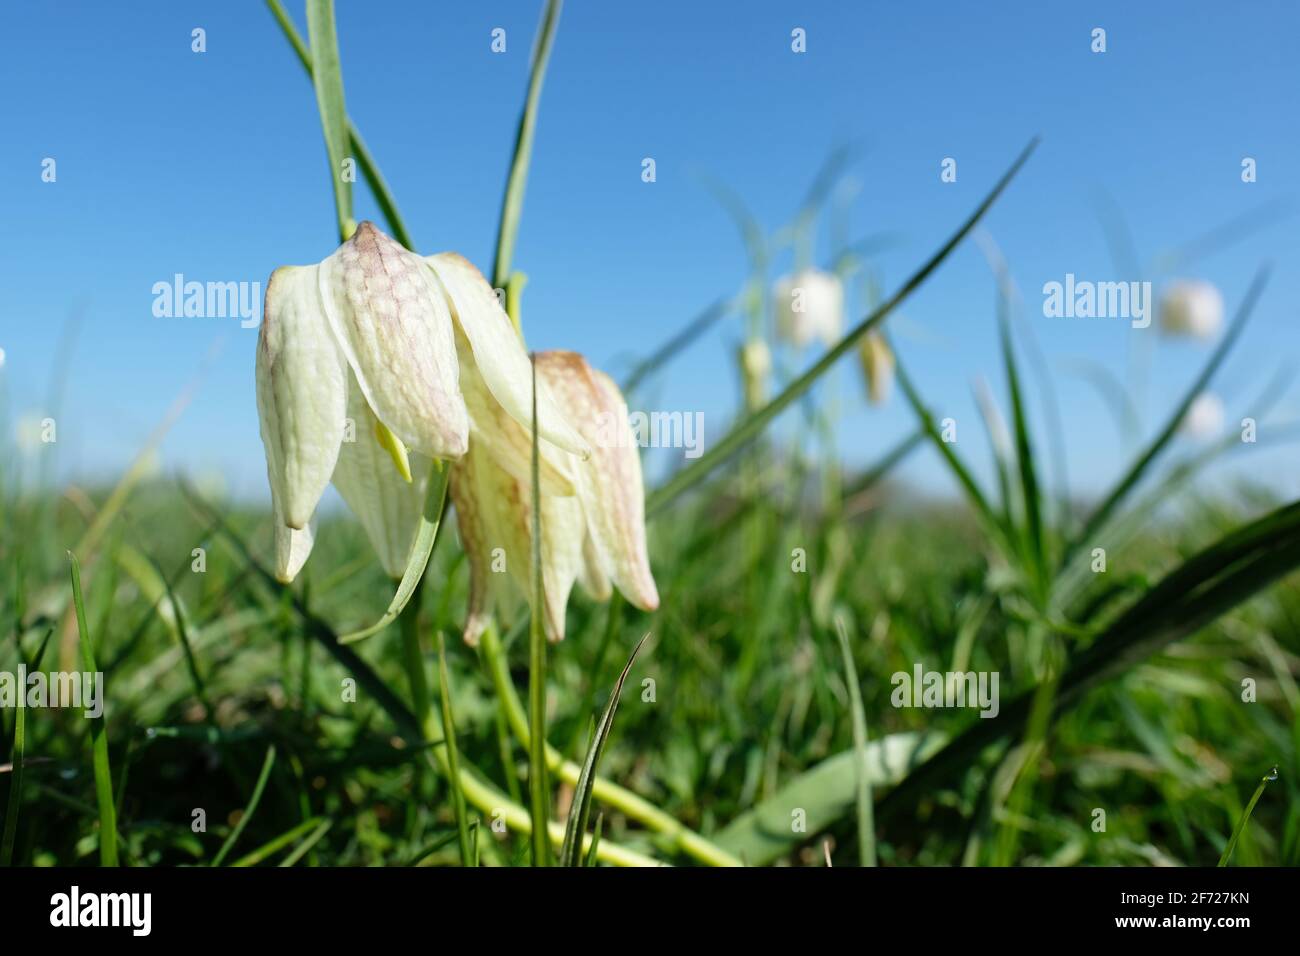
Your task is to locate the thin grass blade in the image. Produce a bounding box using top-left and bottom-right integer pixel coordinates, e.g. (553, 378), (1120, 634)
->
(69, 553), (118, 866)
(560, 632), (650, 866)
(492, 0), (563, 290)
(211, 744), (278, 866)
(305, 0), (353, 240)
(833, 617), (875, 867)
(1218, 767), (1278, 866)
(436, 630), (474, 865)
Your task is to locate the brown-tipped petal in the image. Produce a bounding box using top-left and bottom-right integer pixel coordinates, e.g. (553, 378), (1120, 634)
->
(455, 328), (576, 497)
(452, 435), (584, 642)
(449, 458), (494, 645)
(426, 252), (590, 460)
(536, 352), (660, 612)
(330, 372), (433, 577)
(318, 222), (469, 460)
(256, 264), (348, 530)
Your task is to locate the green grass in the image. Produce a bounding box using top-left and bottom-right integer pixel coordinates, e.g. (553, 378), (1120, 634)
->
(0, 452), (1296, 866)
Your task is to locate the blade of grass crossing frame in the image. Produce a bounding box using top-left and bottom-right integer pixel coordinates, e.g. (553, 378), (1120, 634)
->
(339, 461), (451, 644)
(436, 631), (474, 866)
(211, 745), (278, 866)
(997, 295), (1047, 594)
(264, 0), (413, 249)
(622, 298), (731, 394)
(492, 0), (563, 290)
(230, 816), (325, 867)
(526, 354), (551, 866)
(1218, 767), (1277, 866)
(69, 554), (118, 867)
(646, 138), (1039, 515)
(305, 0), (354, 240)
(833, 617), (876, 866)
(583, 813), (604, 867)
(1, 627), (51, 866)
(560, 632), (650, 867)
(893, 352), (1007, 546)
(0, 692), (24, 866)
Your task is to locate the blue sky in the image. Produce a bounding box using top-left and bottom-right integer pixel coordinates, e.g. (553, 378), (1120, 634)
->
(3, 0), (1299, 506)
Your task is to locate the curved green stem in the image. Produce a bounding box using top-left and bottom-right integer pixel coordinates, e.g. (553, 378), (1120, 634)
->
(478, 624), (744, 867)
(398, 592), (657, 866)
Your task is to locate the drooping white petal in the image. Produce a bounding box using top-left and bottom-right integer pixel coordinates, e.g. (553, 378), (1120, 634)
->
(457, 330), (576, 497)
(273, 506), (316, 584)
(426, 252), (590, 459)
(451, 435), (585, 643)
(536, 352), (660, 612)
(317, 222), (469, 459)
(256, 264), (348, 530)
(331, 372), (433, 577)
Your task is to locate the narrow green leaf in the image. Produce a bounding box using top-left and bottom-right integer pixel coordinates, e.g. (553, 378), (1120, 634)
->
(714, 732), (946, 866)
(0, 635), (45, 866)
(997, 291), (1047, 592)
(69, 553), (118, 867)
(622, 298), (731, 394)
(833, 617), (875, 867)
(646, 138), (1040, 516)
(231, 816), (325, 867)
(894, 352), (1006, 544)
(211, 744), (277, 867)
(305, 0), (353, 241)
(841, 429), (924, 499)
(339, 460), (451, 644)
(152, 555), (211, 717)
(492, 0), (563, 290)
(1219, 767), (1278, 866)
(560, 632), (650, 866)
(436, 630), (474, 866)
(265, 0), (413, 248)
(583, 813), (604, 867)
(278, 818), (333, 868)
(3, 626), (52, 865)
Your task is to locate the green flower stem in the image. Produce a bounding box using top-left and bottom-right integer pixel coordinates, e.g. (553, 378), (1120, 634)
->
(396, 584), (657, 866)
(492, 0), (563, 291)
(478, 623), (744, 867)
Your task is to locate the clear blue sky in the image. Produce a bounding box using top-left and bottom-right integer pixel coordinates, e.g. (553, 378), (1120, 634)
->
(3, 0), (1298, 506)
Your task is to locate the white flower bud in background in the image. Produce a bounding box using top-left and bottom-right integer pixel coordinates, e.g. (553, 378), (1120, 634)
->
(856, 331), (894, 405)
(0, 346), (6, 369)
(1159, 280), (1224, 340)
(774, 269), (844, 348)
(739, 338), (772, 410)
(1180, 392), (1224, 440)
